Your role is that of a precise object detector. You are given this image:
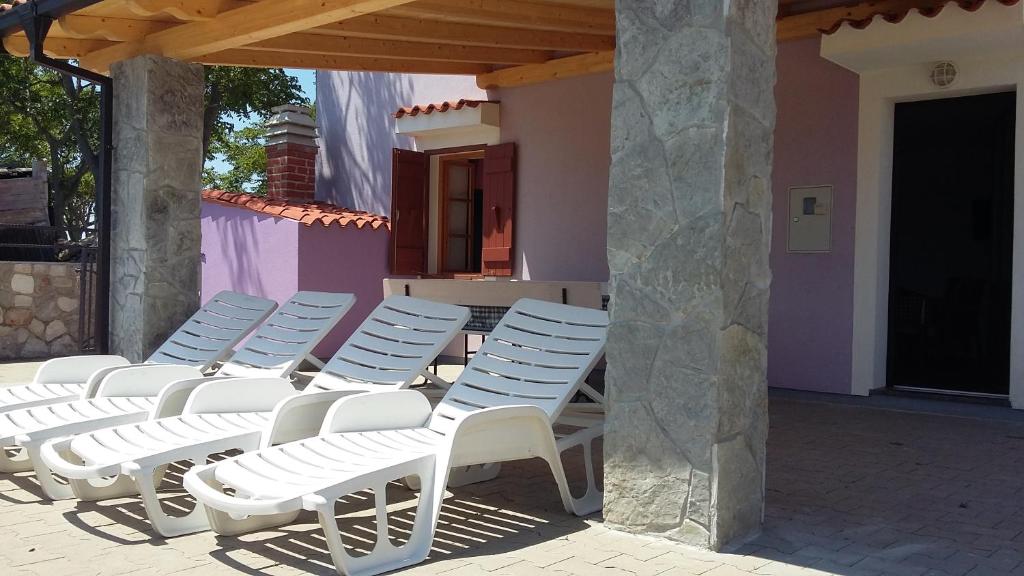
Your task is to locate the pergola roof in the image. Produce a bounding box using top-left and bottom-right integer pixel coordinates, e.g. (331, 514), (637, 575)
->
(0, 0), (995, 88)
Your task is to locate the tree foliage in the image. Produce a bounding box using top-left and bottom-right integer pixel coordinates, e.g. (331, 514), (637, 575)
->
(0, 56), (307, 237)
(202, 124), (269, 195)
(0, 56), (100, 240)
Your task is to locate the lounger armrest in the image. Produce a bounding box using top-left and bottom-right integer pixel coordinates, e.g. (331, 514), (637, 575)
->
(184, 377), (297, 415)
(95, 364), (205, 399)
(38, 437), (121, 480)
(184, 463), (303, 516)
(152, 375), (236, 419)
(263, 390), (365, 448)
(34, 355), (131, 386)
(446, 404), (556, 468)
(320, 390), (433, 435)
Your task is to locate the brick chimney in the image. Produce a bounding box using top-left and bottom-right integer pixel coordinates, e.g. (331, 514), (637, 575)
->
(265, 104), (318, 201)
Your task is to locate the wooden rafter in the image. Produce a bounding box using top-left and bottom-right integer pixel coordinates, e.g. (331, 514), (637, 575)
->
(57, 14), (172, 41)
(476, 50), (613, 89)
(2, 34), (116, 59)
(320, 14), (615, 52)
(387, 0), (615, 35)
(201, 48), (492, 74)
(250, 34), (552, 65)
(79, 0), (419, 73)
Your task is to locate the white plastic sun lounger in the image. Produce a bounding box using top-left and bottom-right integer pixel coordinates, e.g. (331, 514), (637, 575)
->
(0, 291), (354, 499)
(0, 291), (277, 419)
(184, 299), (608, 576)
(39, 296), (470, 537)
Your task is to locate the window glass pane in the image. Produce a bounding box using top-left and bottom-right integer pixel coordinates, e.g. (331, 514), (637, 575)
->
(447, 165), (470, 199)
(447, 238), (467, 271)
(448, 201), (468, 235)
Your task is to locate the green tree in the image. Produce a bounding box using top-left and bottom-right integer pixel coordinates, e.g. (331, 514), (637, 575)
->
(0, 56), (307, 236)
(0, 56), (100, 239)
(202, 124), (269, 195)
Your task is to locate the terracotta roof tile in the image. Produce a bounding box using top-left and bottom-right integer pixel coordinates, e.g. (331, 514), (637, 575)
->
(394, 99), (496, 118)
(823, 0), (1020, 35)
(202, 189), (390, 231)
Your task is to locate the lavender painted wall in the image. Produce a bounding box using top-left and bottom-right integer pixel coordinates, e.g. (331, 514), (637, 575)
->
(499, 73), (612, 282)
(201, 201), (390, 359)
(298, 224), (390, 357)
(201, 202), (299, 308)
(768, 37), (859, 395)
(315, 71), (487, 215)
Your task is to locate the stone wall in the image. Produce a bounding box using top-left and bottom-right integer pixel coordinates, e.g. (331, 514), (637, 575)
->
(0, 261), (81, 359)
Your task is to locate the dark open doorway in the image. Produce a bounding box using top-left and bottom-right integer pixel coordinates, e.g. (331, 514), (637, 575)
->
(887, 91), (1016, 396)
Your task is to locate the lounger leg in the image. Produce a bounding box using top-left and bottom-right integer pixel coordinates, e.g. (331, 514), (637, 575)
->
(0, 445), (32, 473)
(21, 442), (74, 500)
(134, 461), (213, 538)
(315, 460), (441, 576)
(551, 424), (604, 516)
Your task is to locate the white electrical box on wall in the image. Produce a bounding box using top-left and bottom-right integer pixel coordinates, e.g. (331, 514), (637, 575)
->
(788, 185), (832, 253)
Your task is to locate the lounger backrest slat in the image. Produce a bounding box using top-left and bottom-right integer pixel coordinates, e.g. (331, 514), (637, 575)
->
(218, 292), (355, 378)
(145, 291), (277, 369)
(430, 299), (607, 435)
(308, 296), (470, 392)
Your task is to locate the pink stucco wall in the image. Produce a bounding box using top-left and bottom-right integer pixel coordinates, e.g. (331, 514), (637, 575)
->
(768, 37), (859, 395)
(201, 202), (300, 307)
(297, 223), (390, 357)
(201, 201), (390, 359)
(498, 73), (612, 282)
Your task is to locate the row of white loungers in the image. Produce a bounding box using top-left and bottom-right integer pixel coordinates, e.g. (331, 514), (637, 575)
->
(0, 291), (355, 498)
(42, 295), (472, 537)
(0, 290), (278, 417)
(1, 296), (608, 576)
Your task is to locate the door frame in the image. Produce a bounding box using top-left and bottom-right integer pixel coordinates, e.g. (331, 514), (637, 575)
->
(850, 55), (1024, 407)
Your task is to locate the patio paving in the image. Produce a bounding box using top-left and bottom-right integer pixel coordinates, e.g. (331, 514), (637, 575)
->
(2, 361), (1024, 575)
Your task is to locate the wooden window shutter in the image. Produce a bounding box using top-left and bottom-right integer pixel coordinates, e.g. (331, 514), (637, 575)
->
(390, 148), (428, 275)
(481, 142), (515, 276)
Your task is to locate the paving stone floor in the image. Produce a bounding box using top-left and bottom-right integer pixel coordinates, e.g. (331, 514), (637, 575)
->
(2, 361), (1024, 575)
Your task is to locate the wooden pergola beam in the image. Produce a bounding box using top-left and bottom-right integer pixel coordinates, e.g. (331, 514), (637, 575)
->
(2, 33), (116, 59)
(388, 0), (615, 35)
(57, 14), (172, 41)
(50, 12), (614, 53)
(251, 34), (552, 65)
(79, 0), (418, 73)
(202, 48), (492, 74)
(321, 14), (615, 52)
(476, 50), (613, 89)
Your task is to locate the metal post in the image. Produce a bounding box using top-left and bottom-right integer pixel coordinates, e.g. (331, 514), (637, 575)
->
(20, 7), (111, 353)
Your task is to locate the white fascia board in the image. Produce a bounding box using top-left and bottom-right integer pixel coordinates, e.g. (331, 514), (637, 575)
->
(395, 102), (500, 138)
(821, 2), (1024, 73)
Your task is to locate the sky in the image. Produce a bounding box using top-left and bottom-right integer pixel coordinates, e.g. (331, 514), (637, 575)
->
(207, 68), (317, 175)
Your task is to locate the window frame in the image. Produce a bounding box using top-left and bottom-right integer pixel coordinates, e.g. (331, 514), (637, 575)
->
(437, 151), (484, 274)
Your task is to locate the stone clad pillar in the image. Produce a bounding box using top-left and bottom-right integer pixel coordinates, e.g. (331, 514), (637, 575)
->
(110, 55), (204, 361)
(604, 1), (776, 549)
